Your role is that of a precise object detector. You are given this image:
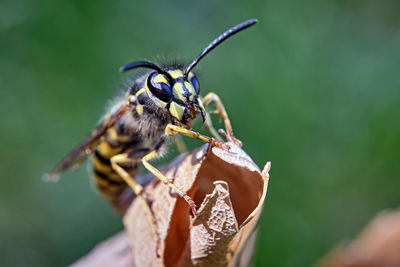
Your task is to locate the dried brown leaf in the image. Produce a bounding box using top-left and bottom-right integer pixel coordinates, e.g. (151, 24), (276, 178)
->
(71, 231), (133, 267)
(73, 142), (270, 267)
(190, 181), (238, 266)
(317, 210), (400, 267)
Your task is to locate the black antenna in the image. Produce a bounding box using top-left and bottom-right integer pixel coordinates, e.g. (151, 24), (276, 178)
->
(119, 60), (173, 81)
(184, 19), (258, 77)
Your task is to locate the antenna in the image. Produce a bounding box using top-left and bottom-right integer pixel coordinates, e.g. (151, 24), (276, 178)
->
(119, 60), (173, 81)
(184, 19), (258, 77)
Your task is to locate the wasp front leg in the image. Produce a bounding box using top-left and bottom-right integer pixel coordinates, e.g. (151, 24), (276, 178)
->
(200, 101), (224, 141)
(165, 124), (229, 149)
(202, 92), (242, 146)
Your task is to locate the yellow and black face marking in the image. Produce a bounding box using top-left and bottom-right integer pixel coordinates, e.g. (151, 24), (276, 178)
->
(141, 69), (202, 124)
(45, 19), (257, 250)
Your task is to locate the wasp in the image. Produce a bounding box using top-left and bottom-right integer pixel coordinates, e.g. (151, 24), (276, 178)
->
(44, 19), (257, 219)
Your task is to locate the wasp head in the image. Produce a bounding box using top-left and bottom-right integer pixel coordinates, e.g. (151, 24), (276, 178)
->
(145, 69), (205, 126)
(120, 19), (258, 126)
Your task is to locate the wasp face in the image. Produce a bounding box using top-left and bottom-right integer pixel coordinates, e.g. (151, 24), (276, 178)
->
(145, 69), (205, 125)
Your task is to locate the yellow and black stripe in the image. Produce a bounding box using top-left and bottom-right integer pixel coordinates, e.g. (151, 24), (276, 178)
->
(92, 126), (140, 203)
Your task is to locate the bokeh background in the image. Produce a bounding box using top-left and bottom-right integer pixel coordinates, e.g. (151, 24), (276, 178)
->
(1, 0), (400, 266)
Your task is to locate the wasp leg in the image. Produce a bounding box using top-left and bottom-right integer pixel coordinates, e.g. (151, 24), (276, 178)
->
(203, 92), (242, 146)
(110, 154), (161, 256)
(166, 124), (229, 149)
(142, 150), (198, 216)
(198, 97), (223, 141)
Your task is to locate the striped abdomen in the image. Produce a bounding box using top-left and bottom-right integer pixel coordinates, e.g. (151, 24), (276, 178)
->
(92, 126), (140, 204)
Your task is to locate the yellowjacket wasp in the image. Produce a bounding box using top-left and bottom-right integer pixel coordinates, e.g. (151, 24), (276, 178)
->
(44, 19), (257, 219)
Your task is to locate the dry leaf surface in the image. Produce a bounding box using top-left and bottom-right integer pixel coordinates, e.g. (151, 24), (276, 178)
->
(71, 231), (132, 267)
(318, 210), (400, 267)
(74, 142), (270, 267)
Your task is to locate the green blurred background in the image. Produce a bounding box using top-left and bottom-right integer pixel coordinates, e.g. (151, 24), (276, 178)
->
(1, 0), (400, 266)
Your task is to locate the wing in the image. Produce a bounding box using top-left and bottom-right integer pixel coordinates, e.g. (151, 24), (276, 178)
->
(43, 104), (131, 182)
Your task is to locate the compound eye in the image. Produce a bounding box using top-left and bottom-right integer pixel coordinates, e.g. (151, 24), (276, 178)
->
(190, 76), (200, 94)
(147, 72), (172, 102)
